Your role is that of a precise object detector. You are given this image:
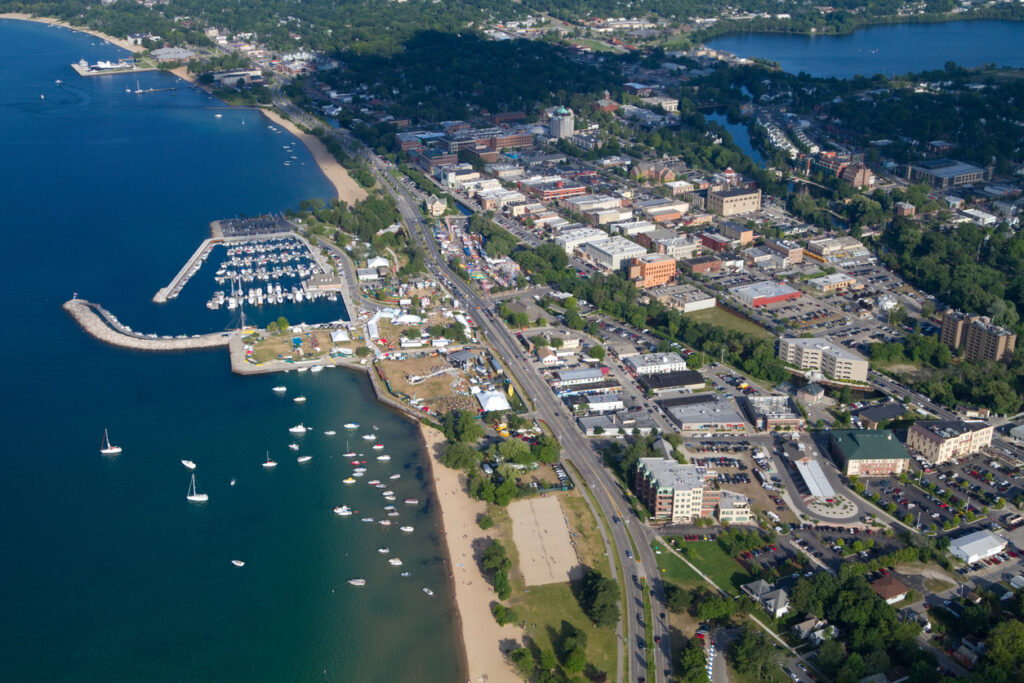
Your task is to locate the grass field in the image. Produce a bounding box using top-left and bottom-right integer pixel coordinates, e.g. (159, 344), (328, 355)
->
(686, 307), (775, 341)
(560, 491), (609, 570)
(667, 539), (752, 595)
(652, 539), (704, 587)
(511, 583), (618, 678)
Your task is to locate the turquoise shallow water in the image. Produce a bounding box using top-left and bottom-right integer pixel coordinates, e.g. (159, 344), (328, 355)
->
(707, 20), (1024, 78)
(0, 19), (460, 682)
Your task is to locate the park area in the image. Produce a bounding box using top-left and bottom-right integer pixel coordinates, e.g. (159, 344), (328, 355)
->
(376, 355), (476, 414)
(664, 538), (753, 595)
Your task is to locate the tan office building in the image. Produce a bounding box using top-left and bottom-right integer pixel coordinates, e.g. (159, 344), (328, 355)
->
(907, 420), (994, 464)
(778, 337), (869, 383)
(707, 188), (762, 217)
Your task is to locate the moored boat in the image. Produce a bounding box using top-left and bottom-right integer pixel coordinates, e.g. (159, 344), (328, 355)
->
(324, 430), (337, 436)
(288, 424), (308, 434)
(347, 578), (365, 586)
(343, 477), (356, 484)
(297, 455), (312, 463)
(388, 558), (403, 566)
(262, 452), (277, 468)
(400, 526), (414, 533)
(100, 428), (122, 456)
(377, 547), (390, 554)
(333, 505), (352, 516)
(361, 434), (376, 440)
(376, 454), (391, 461)
(293, 396), (306, 403)
(181, 459), (196, 470)
(231, 560), (245, 567)
(186, 474), (208, 503)
(422, 587), (434, 597)
(288, 443), (300, 451)
(344, 423), (359, 429)
(404, 498), (419, 505)
(272, 386), (286, 393)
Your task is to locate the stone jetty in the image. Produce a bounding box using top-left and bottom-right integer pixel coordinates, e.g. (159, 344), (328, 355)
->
(63, 298), (231, 351)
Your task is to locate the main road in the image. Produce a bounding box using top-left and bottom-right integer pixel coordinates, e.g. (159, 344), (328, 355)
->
(365, 152), (673, 683)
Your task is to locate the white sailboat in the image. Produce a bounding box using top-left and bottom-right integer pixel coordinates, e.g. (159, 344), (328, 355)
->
(186, 474), (208, 502)
(100, 429), (122, 455)
(263, 451), (277, 469)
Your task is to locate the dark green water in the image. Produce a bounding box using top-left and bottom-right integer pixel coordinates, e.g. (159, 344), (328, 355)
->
(0, 19), (460, 682)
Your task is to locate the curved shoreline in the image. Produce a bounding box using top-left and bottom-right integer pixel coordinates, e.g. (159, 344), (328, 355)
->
(0, 13), (144, 53)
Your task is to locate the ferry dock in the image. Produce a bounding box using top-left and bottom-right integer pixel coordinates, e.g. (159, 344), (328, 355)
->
(70, 60), (157, 77)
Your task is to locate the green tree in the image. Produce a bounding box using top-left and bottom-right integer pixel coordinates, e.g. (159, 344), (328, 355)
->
(276, 316), (290, 332)
(355, 346), (371, 357)
(588, 345), (606, 361)
(579, 569), (620, 627)
(441, 441), (480, 470)
(532, 434), (562, 464)
(729, 624), (779, 679)
(666, 583), (693, 613)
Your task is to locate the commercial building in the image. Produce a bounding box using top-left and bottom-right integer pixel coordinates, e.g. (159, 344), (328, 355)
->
(941, 310), (1017, 362)
(681, 256), (722, 275)
(700, 231), (734, 253)
(719, 220), (755, 244)
(554, 227), (608, 254)
(906, 420), (994, 464)
(731, 281), (802, 308)
(549, 107), (575, 139)
(778, 337), (869, 383)
(855, 402), (908, 429)
(634, 458), (751, 523)
(808, 273), (859, 293)
(765, 239), (804, 265)
(707, 188), (762, 216)
(579, 393), (624, 413)
(664, 395), (746, 432)
(908, 159), (988, 189)
(628, 254), (677, 289)
(551, 366), (610, 388)
(637, 370), (707, 395)
(805, 236), (869, 261)
(948, 529), (1008, 564)
(611, 219), (657, 237)
(718, 490), (752, 524)
(651, 284), (716, 313)
(625, 352), (688, 376)
(655, 235), (702, 259)
(519, 177), (587, 201)
(582, 237), (648, 270)
(739, 395), (805, 431)
(829, 430), (910, 477)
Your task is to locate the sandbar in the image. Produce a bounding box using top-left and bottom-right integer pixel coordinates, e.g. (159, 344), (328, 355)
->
(420, 424), (524, 683)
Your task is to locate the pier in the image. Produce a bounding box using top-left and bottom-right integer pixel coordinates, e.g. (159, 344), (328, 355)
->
(63, 299), (231, 351)
(70, 62), (157, 77)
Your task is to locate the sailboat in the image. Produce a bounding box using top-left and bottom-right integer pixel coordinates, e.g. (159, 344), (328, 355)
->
(263, 451), (277, 469)
(186, 474), (208, 502)
(100, 429), (122, 455)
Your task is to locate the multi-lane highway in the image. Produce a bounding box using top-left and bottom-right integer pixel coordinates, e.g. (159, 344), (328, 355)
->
(365, 153), (673, 683)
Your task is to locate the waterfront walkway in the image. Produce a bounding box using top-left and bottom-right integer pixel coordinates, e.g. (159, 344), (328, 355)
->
(63, 298), (231, 351)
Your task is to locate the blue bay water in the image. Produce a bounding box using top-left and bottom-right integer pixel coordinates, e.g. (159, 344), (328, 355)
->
(0, 19), (459, 682)
(707, 20), (1024, 78)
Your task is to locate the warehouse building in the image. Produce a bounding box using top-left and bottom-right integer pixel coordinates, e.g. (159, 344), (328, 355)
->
(664, 395), (746, 432)
(949, 529), (1008, 564)
(732, 281), (802, 308)
(624, 352), (687, 376)
(582, 237), (648, 270)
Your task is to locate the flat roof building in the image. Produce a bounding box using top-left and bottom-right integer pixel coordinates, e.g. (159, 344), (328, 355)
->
(739, 394), (805, 431)
(829, 430), (910, 477)
(665, 396), (746, 432)
(582, 237), (648, 270)
(941, 310), (1017, 362)
(778, 337), (868, 383)
(651, 284), (716, 313)
(909, 158), (987, 189)
(707, 188), (761, 216)
(808, 273), (859, 293)
(634, 457), (751, 523)
(637, 370), (706, 394)
(949, 529), (1007, 564)
(732, 281), (802, 308)
(628, 253), (677, 289)
(906, 420), (994, 464)
(681, 255), (722, 275)
(625, 352), (688, 376)
(554, 227), (609, 254)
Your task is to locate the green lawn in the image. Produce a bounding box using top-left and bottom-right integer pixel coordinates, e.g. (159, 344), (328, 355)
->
(652, 539), (704, 587)
(685, 307), (775, 341)
(511, 583), (618, 678)
(666, 538), (752, 595)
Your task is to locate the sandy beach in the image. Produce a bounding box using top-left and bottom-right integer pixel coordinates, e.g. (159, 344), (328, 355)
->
(420, 424), (524, 683)
(259, 108), (369, 206)
(0, 13), (144, 53)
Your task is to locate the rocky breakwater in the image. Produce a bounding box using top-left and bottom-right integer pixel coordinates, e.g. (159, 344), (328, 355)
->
(63, 298), (231, 351)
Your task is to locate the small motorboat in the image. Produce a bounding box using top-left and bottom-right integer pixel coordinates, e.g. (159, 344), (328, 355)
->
(372, 444), (384, 451)
(422, 587), (434, 597)
(382, 491), (394, 497)
(404, 498), (419, 505)
(344, 423), (359, 429)
(389, 474), (401, 480)
(293, 396), (306, 403)
(288, 444), (300, 451)
(231, 560), (245, 567)
(324, 430), (337, 436)
(368, 480), (381, 486)
(343, 477), (356, 485)
(400, 571), (411, 578)
(378, 519), (392, 526)
(297, 455), (312, 463)
(361, 517), (374, 523)
(333, 506), (352, 516)
(377, 547), (390, 554)
(181, 460), (196, 470)
(376, 455), (391, 461)
(387, 511), (400, 517)
(361, 434), (376, 441)
(289, 424), (308, 434)
(400, 526), (414, 533)
(272, 386), (287, 393)
(388, 558), (403, 566)
(347, 579), (365, 586)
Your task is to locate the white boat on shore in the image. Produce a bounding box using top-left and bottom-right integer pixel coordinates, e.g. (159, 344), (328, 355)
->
(297, 455), (312, 463)
(231, 560), (245, 567)
(344, 423), (359, 429)
(347, 578), (365, 586)
(272, 386), (286, 393)
(289, 424), (308, 434)
(186, 474), (208, 502)
(181, 459), (196, 470)
(100, 428), (122, 455)
(334, 505), (352, 516)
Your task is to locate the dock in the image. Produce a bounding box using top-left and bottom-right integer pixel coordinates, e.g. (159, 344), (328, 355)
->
(70, 62), (157, 77)
(63, 299), (231, 351)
